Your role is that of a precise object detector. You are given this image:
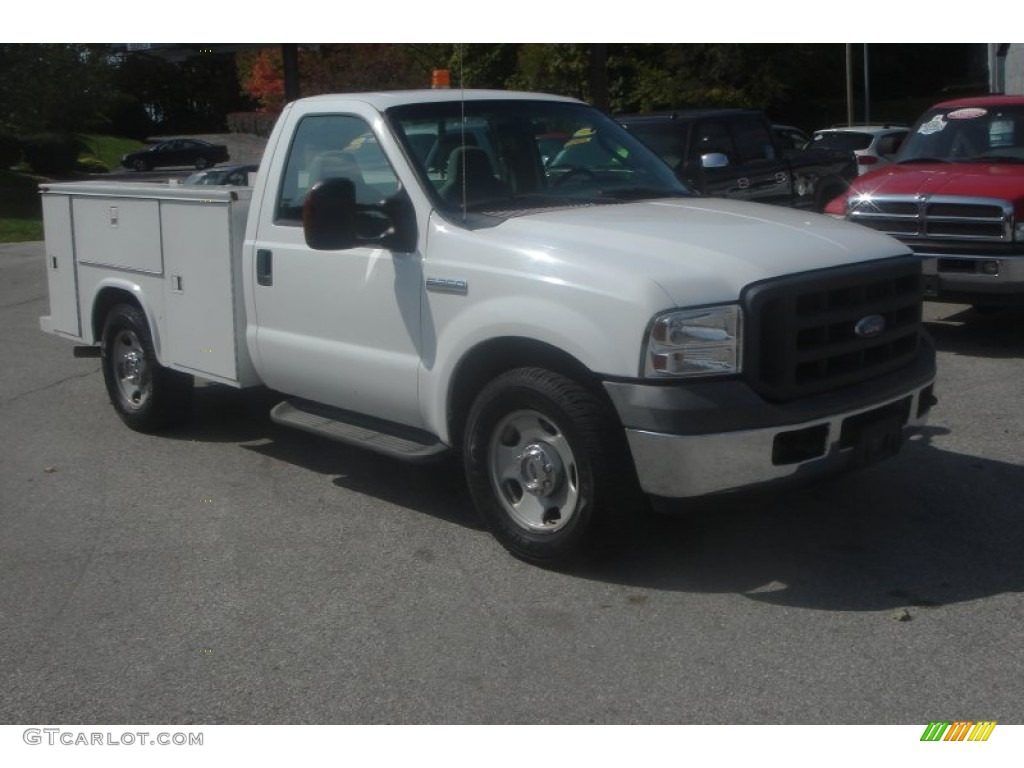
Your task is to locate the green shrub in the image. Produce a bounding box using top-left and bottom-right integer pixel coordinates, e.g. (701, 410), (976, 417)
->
(22, 133), (84, 175)
(75, 156), (109, 173)
(0, 134), (21, 169)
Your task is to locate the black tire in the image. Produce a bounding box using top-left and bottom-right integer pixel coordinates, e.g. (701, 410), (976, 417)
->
(463, 367), (640, 565)
(816, 184), (843, 213)
(972, 304), (1001, 316)
(194, 156), (210, 170)
(132, 158), (149, 172)
(101, 304), (193, 432)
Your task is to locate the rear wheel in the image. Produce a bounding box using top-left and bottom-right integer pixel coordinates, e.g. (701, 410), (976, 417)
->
(101, 304), (193, 432)
(463, 367), (640, 565)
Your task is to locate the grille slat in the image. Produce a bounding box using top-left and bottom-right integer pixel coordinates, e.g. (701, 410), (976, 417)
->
(742, 257), (923, 402)
(848, 194), (1013, 242)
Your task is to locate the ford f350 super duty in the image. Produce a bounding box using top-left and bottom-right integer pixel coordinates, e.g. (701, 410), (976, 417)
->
(39, 90), (937, 564)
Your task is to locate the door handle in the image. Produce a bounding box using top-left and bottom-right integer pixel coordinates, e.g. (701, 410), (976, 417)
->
(256, 249), (273, 286)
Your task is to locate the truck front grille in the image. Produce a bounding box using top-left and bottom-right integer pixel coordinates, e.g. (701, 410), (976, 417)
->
(847, 194), (1013, 242)
(742, 257), (923, 402)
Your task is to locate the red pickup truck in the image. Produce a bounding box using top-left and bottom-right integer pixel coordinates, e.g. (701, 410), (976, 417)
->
(825, 95), (1024, 310)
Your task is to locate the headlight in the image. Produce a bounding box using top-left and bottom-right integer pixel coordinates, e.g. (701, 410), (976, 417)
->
(644, 304), (742, 378)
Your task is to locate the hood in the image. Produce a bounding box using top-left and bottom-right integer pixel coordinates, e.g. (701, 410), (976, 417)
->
(472, 198), (910, 308)
(842, 162), (1024, 211)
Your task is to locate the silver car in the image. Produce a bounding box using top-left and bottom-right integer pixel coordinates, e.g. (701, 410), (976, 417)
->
(810, 125), (909, 175)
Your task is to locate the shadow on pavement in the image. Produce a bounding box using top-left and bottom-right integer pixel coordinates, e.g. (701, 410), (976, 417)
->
(924, 304), (1024, 359)
(164, 385), (1024, 612)
(164, 382), (480, 532)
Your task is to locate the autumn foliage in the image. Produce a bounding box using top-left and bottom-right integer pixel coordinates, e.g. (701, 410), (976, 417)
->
(237, 45), (426, 112)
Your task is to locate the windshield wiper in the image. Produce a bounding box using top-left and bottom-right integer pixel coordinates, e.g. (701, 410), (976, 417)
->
(976, 155), (1024, 164)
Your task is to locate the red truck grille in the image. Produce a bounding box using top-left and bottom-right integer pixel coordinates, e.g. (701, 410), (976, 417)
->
(847, 194), (1013, 242)
(741, 256), (924, 402)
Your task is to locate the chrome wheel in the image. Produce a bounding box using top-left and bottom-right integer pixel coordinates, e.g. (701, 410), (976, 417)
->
(101, 304), (193, 432)
(488, 408), (580, 533)
(465, 367), (639, 564)
(111, 328), (151, 410)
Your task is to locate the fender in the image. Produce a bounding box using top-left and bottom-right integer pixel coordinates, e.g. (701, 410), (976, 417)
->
(419, 292), (656, 443)
(89, 277), (166, 365)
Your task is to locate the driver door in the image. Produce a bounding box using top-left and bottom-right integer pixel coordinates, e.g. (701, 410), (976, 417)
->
(250, 113), (424, 428)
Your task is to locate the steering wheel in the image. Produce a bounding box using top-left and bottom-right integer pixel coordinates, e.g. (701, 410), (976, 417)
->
(550, 165), (596, 187)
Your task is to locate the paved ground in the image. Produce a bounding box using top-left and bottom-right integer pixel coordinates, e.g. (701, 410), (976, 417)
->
(1, 241), (1022, 725)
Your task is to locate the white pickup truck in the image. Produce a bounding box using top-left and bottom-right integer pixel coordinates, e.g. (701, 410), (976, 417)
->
(39, 89), (937, 564)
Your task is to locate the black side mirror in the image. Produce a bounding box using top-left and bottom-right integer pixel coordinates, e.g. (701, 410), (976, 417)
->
(304, 177), (358, 250)
(304, 177), (417, 252)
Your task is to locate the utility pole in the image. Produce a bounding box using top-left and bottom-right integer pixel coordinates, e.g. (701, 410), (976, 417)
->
(846, 44), (854, 126)
(282, 44), (300, 104)
(863, 43), (871, 124)
(591, 44), (609, 113)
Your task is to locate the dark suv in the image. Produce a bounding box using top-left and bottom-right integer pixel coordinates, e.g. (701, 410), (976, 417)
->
(619, 109), (856, 212)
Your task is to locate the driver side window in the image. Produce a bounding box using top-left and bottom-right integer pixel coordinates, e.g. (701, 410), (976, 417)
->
(275, 114), (399, 224)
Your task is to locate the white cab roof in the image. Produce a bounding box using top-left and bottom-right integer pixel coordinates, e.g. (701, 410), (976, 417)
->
(292, 89), (582, 111)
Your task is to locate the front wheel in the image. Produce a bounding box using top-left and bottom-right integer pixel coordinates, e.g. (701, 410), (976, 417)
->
(463, 367), (640, 565)
(194, 156), (211, 169)
(101, 304), (193, 432)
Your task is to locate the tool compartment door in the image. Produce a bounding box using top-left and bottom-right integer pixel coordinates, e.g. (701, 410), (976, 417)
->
(41, 194), (81, 337)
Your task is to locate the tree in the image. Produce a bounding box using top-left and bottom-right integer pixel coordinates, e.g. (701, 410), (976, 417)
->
(0, 44), (116, 135)
(238, 45), (429, 111)
(114, 50), (255, 135)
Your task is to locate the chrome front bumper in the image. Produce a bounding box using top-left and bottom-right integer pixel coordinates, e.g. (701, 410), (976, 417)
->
(625, 381), (935, 499)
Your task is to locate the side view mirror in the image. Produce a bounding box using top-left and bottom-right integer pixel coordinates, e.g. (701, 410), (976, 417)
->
(701, 152), (730, 169)
(303, 178), (358, 250)
(303, 178), (417, 252)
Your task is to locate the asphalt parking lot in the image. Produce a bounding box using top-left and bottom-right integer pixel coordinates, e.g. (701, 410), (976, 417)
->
(1, 240), (1022, 725)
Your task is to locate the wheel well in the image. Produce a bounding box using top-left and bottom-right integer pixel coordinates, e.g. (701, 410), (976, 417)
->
(817, 181), (846, 212)
(92, 288), (141, 342)
(447, 337), (606, 448)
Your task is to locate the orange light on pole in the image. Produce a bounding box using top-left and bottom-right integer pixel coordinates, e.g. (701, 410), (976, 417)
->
(432, 69), (451, 89)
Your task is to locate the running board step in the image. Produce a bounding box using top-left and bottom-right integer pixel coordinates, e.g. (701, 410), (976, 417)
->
(270, 399), (450, 463)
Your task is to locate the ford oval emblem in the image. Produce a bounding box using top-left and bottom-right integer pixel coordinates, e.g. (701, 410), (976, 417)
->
(854, 314), (886, 338)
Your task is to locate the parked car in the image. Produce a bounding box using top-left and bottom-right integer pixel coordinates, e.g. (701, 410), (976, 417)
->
(810, 125), (909, 175)
(183, 164), (258, 186)
(121, 139), (230, 172)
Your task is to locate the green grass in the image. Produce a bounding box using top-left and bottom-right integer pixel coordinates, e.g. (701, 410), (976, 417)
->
(0, 135), (145, 241)
(0, 170), (43, 242)
(79, 134), (145, 172)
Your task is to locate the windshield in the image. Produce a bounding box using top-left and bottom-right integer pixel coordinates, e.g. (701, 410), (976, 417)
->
(898, 104), (1024, 163)
(386, 99), (689, 219)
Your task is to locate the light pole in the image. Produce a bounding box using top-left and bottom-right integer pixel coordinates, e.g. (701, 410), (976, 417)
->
(863, 43), (871, 124)
(846, 44), (854, 126)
